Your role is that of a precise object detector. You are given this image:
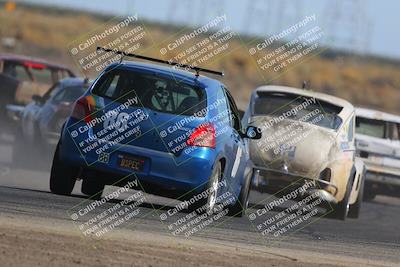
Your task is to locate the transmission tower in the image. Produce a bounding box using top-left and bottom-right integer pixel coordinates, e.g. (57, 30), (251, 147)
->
(323, 0), (371, 55)
(125, 0), (137, 16)
(242, 0), (275, 36)
(273, 0), (303, 33)
(243, 0), (303, 37)
(195, 0), (226, 26)
(167, 0), (194, 26)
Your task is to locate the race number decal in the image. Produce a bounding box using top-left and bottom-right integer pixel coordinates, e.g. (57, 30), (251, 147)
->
(103, 112), (129, 132)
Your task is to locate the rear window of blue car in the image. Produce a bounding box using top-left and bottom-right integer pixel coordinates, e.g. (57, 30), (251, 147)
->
(92, 69), (206, 116)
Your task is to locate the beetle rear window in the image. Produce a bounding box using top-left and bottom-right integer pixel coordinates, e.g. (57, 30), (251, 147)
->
(253, 92), (343, 130)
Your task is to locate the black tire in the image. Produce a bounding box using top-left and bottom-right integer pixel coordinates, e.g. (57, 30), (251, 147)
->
(189, 161), (222, 214)
(348, 169), (365, 219)
(228, 168), (252, 217)
(81, 178), (105, 198)
(49, 144), (78, 195)
(331, 170), (355, 221)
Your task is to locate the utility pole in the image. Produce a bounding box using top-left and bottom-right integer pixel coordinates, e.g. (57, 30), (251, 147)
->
(323, 0), (371, 55)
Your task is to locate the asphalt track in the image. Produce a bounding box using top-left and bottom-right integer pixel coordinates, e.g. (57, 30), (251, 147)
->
(0, 132), (399, 266)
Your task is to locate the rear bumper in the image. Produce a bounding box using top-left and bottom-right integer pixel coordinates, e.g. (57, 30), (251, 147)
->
(252, 166), (338, 202)
(59, 119), (216, 198)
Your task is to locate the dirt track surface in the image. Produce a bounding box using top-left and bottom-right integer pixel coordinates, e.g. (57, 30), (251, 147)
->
(0, 133), (399, 267)
(0, 215), (396, 267)
(0, 183), (399, 267)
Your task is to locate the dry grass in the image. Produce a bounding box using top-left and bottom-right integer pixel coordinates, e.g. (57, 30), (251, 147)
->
(0, 5), (399, 113)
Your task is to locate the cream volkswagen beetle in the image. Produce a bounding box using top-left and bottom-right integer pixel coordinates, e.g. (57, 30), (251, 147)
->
(243, 85), (365, 220)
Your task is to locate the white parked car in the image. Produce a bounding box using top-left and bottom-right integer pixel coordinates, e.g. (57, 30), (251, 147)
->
(355, 107), (400, 200)
(243, 85), (365, 220)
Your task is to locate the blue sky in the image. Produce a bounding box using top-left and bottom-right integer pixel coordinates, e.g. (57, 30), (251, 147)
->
(22, 0), (400, 59)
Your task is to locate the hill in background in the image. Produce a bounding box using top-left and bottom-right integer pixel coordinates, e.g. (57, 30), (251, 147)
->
(0, 3), (399, 113)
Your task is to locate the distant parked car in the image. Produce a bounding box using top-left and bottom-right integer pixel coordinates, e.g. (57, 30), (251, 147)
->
(0, 54), (75, 121)
(20, 78), (88, 149)
(243, 86), (365, 220)
(355, 107), (400, 200)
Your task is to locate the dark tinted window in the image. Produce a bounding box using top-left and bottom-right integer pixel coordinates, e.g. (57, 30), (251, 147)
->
(224, 88), (241, 131)
(3, 61), (53, 83)
(253, 92), (343, 130)
(392, 123), (400, 141)
(3, 61), (31, 81)
(355, 117), (386, 138)
(93, 69), (206, 116)
(42, 83), (61, 102)
(29, 67), (52, 84)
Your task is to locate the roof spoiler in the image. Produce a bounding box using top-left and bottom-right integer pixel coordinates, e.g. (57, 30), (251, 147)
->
(96, 46), (224, 77)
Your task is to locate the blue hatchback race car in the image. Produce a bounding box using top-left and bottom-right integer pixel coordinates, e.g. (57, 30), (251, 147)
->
(50, 50), (261, 217)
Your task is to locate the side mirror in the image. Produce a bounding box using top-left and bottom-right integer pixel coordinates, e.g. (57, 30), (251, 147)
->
(244, 126), (262, 139)
(32, 94), (44, 104)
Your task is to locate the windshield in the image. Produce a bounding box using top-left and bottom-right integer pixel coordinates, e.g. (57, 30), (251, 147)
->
(253, 92), (343, 130)
(92, 69), (206, 116)
(355, 117), (386, 138)
(52, 85), (86, 102)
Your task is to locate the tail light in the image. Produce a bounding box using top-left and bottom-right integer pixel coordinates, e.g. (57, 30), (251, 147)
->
(23, 61), (46, 69)
(319, 168), (331, 182)
(71, 97), (93, 123)
(186, 122), (216, 148)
